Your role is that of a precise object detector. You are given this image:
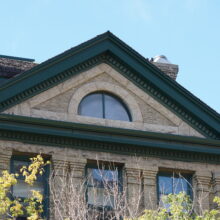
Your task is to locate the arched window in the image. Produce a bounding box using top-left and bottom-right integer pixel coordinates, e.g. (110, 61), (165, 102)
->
(78, 92), (131, 121)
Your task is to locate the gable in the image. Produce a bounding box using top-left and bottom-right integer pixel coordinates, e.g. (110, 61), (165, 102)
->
(3, 63), (203, 138)
(0, 32), (219, 139)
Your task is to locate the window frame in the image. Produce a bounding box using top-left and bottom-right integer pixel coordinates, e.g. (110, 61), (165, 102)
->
(78, 92), (132, 122)
(157, 171), (193, 203)
(85, 162), (123, 211)
(10, 155), (50, 219)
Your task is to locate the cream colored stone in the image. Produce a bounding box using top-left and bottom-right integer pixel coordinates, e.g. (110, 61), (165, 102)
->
(73, 115), (106, 126)
(0, 147), (12, 172)
(190, 127), (204, 138)
(3, 140), (218, 172)
(143, 123), (178, 134)
(0, 139), (219, 211)
(194, 171), (212, 211)
(4, 105), (20, 114)
(30, 86), (61, 108)
(31, 109), (67, 121)
(2, 63), (204, 138)
(34, 89), (74, 113)
(143, 168), (158, 209)
(178, 121), (190, 136)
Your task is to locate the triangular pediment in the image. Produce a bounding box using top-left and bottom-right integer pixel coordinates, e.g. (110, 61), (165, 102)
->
(0, 32), (219, 139)
(0, 63), (204, 138)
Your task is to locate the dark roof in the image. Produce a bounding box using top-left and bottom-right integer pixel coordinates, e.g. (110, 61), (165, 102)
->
(0, 55), (37, 81)
(0, 31), (219, 139)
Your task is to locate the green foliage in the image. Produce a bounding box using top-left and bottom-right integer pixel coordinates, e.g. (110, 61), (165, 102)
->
(127, 192), (220, 220)
(0, 155), (49, 220)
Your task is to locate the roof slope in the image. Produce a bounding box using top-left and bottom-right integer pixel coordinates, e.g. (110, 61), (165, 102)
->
(0, 31), (220, 139)
(0, 55), (37, 84)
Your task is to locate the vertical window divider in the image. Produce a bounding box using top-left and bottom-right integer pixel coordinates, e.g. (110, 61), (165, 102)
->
(102, 93), (106, 119)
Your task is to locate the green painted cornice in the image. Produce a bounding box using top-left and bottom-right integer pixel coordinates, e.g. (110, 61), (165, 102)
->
(0, 31), (219, 139)
(0, 114), (220, 164)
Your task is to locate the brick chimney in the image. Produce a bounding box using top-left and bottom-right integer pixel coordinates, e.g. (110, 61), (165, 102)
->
(150, 55), (179, 80)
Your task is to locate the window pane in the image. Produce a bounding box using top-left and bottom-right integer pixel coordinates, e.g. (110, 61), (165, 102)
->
(79, 93), (103, 118)
(11, 158), (49, 219)
(13, 160), (29, 174)
(13, 160), (44, 181)
(87, 187), (114, 207)
(158, 173), (192, 209)
(13, 180), (44, 198)
(173, 177), (189, 194)
(158, 175), (173, 195)
(104, 94), (130, 121)
(87, 168), (118, 188)
(87, 166), (120, 209)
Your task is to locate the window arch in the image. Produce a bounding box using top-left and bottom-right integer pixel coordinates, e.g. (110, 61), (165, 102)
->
(78, 92), (132, 121)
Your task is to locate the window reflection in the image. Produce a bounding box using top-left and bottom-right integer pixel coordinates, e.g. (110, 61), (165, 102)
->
(87, 166), (121, 208)
(158, 172), (192, 208)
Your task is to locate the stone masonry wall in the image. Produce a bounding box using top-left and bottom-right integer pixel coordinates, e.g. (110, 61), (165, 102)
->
(3, 63), (204, 138)
(0, 140), (219, 219)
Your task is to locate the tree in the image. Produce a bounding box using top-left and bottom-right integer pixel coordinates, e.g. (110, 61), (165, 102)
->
(126, 192), (220, 220)
(0, 155), (49, 220)
(2, 156), (220, 220)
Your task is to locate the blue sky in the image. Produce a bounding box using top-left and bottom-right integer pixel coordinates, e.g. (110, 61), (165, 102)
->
(1, 0), (220, 113)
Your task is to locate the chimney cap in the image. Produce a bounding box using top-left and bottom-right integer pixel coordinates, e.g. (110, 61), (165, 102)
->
(153, 55), (171, 64)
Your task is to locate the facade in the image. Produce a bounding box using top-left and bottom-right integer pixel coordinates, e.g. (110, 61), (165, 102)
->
(0, 32), (220, 219)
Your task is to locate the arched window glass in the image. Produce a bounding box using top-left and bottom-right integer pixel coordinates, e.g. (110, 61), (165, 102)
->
(78, 92), (131, 121)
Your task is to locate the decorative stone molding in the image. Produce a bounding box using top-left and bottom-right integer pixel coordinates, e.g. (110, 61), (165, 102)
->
(213, 172), (220, 197)
(69, 158), (86, 185)
(52, 156), (69, 177)
(52, 156), (86, 179)
(143, 168), (158, 209)
(3, 62), (205, 138)
(0, 148), (12, 172)
(51, 156), (86, 219)
(125, 166), (143, 212)
(125, 167), (142, 185)
(68, 81), (143, 123)
(194, 171), (212, 211)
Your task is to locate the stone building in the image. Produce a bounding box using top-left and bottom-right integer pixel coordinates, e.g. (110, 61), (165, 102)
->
(0, 31), (220, 219)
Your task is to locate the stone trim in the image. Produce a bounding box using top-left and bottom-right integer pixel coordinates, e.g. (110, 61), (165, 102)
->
(3, 63), (204, 137)
(125, 167), (142, 185)
(0, 148), (12, 172)
(194, 171), (212, 211)
(124, 166), (143, 212)
(0, 129), (219, 163)
(143, 168), (158, 209)
(69, 159), (86, 182)
(1, 52), (215, 138)
(68, 81), (143, 123)
(213, 172), (220, 198)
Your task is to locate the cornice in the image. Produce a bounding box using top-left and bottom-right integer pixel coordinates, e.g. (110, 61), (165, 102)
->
(1, 128), (220, 164)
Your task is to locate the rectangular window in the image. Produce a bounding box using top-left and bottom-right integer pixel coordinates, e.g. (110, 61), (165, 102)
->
(157, 171), (192, 207)
(11, 155), (49, 219)
(86, 162), (122, 210)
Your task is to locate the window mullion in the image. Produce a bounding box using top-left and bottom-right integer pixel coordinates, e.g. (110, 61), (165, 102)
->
(172, 176), (174, 194)
(102, 93), (105, 119)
